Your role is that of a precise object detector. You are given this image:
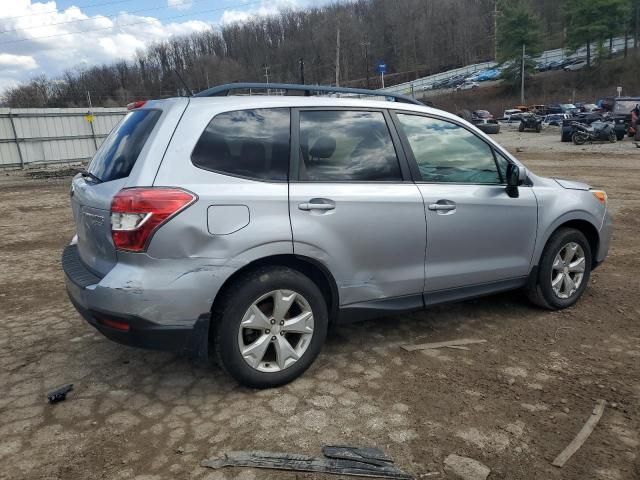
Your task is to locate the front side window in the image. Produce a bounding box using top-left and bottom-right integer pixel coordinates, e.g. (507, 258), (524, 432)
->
(396, 114), (501, 184)
(298, 110), (402, 182)
(192, 108), (290, 181)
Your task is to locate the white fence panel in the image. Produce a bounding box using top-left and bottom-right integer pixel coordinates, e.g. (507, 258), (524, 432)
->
(0, 107), (126, 168)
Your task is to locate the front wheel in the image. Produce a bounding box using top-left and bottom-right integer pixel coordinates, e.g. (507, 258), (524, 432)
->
(526, 228), (592, 310)
(213, 266), (328, 388)
(609, 131), (617, 143)
(518, 122), (525, 132)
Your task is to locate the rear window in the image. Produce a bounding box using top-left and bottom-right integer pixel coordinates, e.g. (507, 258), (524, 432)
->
(191, 108), (290, 181)
(88, 109), (161, 182)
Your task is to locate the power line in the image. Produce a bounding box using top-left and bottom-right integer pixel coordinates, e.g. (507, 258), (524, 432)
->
(0, 0), (208, 36)
(0, 1), (264, 46)
(0, 0), (135, 22)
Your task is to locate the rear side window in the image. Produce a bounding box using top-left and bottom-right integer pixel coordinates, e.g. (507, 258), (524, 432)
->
(298, 110), (402, 182)
(192, 108), (290, 181)
(88, 109), (161, 182)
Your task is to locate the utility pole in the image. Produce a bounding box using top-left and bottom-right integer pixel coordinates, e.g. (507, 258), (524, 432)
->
(635, 0), (639, 55)
(263, 64), (270, 84)
(299, 58), (305, 84)
(360, 40), (370, 88)
(520, 43), (525, 105)
(493, 0), (499, 61)
(335, 27), (341, 87)
(86, 91), (98, 151)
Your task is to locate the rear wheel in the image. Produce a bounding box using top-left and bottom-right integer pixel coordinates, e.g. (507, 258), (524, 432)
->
(526, 228), (592, 310)
(213, 266), (328, 388)
(572, 131), (587, 145)
(518, 122), (525, 132)
(609, 131), (617, 143)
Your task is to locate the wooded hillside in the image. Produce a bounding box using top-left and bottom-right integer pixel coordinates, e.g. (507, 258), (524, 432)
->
(0, 0), (621, 107)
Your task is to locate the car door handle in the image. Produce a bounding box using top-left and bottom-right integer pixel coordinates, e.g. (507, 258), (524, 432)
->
(298, 201), (335, 211)
(428, 203), (456, 211)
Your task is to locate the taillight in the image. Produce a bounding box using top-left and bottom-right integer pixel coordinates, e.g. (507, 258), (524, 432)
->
(111, 188), (196, 252)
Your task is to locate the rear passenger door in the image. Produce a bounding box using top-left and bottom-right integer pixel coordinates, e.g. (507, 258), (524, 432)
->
(289, 108), (426, 307)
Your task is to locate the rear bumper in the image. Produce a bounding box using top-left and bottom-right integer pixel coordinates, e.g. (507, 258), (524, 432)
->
(62, 244), (209, 356)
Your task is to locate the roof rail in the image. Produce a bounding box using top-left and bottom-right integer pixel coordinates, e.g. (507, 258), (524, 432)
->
(193, 82), (423, 106)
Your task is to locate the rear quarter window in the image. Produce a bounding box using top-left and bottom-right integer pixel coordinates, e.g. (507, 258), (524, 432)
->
(191, 108), (290, 181)
(88, 109), (161, 182)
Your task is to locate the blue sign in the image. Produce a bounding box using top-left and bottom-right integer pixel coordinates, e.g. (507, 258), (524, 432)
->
(377, 62), (386, 74)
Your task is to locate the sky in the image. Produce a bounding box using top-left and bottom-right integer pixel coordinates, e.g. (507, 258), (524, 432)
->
(0, 0), (328, 93)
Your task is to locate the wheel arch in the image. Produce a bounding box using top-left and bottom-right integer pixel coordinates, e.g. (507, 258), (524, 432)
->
(211, 254), (339, 325)
(536, 217), (600, 268)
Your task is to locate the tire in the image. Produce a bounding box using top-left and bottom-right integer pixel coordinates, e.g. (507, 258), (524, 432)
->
(518, 122), (525, 132)
(561, 130), (571, 142)
(635, 129), (640, 141)
(536, 124), (542, 133)
(526, 228), (592, 310)
(572, 132), (587, 145)
(213, 266), (328, 388)
(609, 132), (617, 143)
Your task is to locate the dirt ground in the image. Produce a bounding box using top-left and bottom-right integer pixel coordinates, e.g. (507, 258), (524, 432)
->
(1, 131), (639, 480)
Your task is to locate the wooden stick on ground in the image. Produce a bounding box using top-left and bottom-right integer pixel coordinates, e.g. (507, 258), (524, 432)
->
(401, 338), (486, 352)
(552, 399), (607, 468)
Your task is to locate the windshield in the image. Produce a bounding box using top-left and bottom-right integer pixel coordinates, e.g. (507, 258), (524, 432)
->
(88, 109), (161, 182)
(614, 100), (639, 114)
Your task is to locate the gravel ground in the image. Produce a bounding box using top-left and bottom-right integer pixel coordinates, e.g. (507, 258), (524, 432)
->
(0, 131), (639, 480)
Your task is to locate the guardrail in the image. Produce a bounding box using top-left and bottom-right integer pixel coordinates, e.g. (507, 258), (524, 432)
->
(0, 107), (127, 169)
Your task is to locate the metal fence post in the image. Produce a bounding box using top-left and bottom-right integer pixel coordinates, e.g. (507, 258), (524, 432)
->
(8, 111), (25, 169)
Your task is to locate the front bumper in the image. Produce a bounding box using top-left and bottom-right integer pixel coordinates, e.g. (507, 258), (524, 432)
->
(596, 208), (613, 266)
(62, 244), (209, 357)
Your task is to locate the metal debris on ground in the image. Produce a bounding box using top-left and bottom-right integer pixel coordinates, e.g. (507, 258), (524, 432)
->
(401, 338), (487, 352)
(552, 399), (607, 467)
(201, 445), (413, 479)
(46, 384), (74, 404)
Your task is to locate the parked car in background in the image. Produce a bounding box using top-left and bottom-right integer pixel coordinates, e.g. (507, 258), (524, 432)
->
(564, 59), (588, 71)
(503, 108), (524, 121)
(456, 81), (479, 91)
(472, 110), (493, 120)
(610, 97), (640, 136)
(62, 83), (612, 388)
(580, 103), (601, 113)
(543, 113), (571, 126)
(548, 103), (580, 115)
(476, 69), (501, 81)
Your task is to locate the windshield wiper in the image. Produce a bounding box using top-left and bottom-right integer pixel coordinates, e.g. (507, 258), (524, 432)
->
(79, 169), (103, 184)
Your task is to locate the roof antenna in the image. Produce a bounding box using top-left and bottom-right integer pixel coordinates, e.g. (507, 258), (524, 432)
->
(174, 69), (193, 96)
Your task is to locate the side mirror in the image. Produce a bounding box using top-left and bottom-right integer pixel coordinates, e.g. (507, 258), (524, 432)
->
(506, 163), (523, 198)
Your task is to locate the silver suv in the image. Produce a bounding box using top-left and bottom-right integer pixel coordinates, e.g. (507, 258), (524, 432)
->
(63, 83), (612, 388)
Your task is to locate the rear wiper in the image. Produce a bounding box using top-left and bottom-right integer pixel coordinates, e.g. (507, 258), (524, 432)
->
(79, 169), (102, 184)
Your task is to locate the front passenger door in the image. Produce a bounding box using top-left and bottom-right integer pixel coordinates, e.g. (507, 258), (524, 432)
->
(393, 112), (538, 295)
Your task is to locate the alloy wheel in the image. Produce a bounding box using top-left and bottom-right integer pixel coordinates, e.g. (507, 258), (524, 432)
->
(551, 242), (586, 299)
(237, 289), (315, 373)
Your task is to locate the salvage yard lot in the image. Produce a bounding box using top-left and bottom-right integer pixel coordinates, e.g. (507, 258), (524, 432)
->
(0, 130), (639, 480)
